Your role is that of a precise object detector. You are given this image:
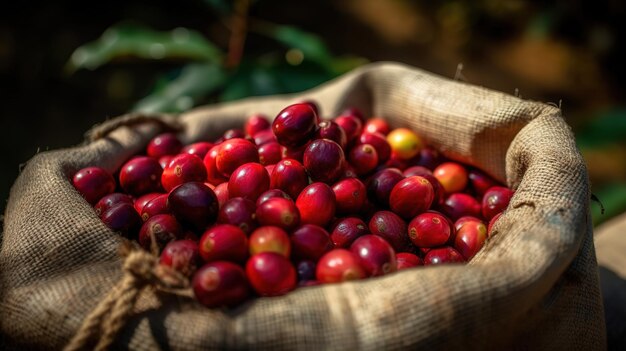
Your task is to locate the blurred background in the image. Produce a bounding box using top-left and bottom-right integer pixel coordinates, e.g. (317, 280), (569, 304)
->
(1, 0), (626, 347)
(2, 0), (626, 221)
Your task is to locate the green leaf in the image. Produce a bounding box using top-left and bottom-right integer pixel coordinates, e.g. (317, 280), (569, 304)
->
(576, 108), (626, 149)
(133, 63), (228, 113)
(591, 183), (626, 226)
(66, 23), (223, 73)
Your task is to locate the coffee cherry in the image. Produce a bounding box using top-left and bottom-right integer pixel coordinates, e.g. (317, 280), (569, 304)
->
(424, 247), (465, 265)
(290, 224), (334, 261)
(487, 212), (502, 237)
(441, 193), (481, 221)
(368, 211), (409, 251)
(296, 182), (336, 227)
(193, 261), (250, 308)
(414, 148), (441, 170)
(223, 129), (246, 140)
(334, 115), (362, 144)
(203, 145), (229, 186)
(386, 128), (422, 160)
(396, 252), (422, 269)
(256, 189), (292, 207)
(364, 117), (390, 135)
(72, 166), (116, 205)
(119, 156), (163, 196)
(100, 203), (142, 237)
(167, 182), (219, 231)
(134, 192), (161, 214)
(367, 168), (405, 207)
(341, 107), (366, 123)
(350, 235), (397, 276)
(213, 182), (229, 208)
(94, 193), (133, 217)
(332, 178), (367, 215)
(216, 138), (259, 177)
(270, 159), (309, 200)
(433, 162), (468, 194)
(160, 239), (200, 277)
(330, 217), (369, 248)
(316, 249), (366, 283)
(245, 114), (270, 137)
(359, 132), (391, 164)
(300, 100), (321, 120)
(181, 142), (213, 159)
(249, 226), (291, 257)
(246, 252), (297, 296)
(272, 103), (318, 147)
(253, 129), (277, 146)
(218, 197), (258, 234)
(139, 214), (183, 252)
(258, 142), (282, 166)
(161, 154), (207, 192)
(389, 176), (434, 219)
(482, 186), (514, 220)
(141, 193), (169, 221)
(454, 220), (488, 260)
(315, 121), (347, 149)
(408, 212), (452, 247)
(454, 216), (483, 231)
(348, 144), (378, 176)
(403, 165), (432, 178)
(256, 197), (300, 232)
(467, 168), (498, 197)
(147, 133), (182, 158)
(303, 139), (345, 184)
(199, 224), (248, 263)
(228, 163), (270, 202)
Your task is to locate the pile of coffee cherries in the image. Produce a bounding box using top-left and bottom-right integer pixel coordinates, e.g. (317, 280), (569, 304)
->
(72, 102), (513, 308)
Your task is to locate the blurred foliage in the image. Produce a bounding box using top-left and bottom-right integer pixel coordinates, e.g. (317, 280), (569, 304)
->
(591, 183), (626, 226)
(577, 109), (626, 225)
(61, 0), (626, 225)
(65, 24), (223, 73)
(66, 0), (366, 114)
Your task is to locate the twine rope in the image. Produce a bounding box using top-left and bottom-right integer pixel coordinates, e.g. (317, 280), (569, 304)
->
(64, 245), (188, 351)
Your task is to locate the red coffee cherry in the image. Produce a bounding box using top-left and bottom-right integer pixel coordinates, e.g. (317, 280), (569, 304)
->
(193, 261), (250, 308)
(161, 154), (207, 192)
(147, 133), (182, 158)
(296, 182), (336, 227)
(246, 252), (297, 296)
(199, 224), (248, 264)
(389, 176), (435, 219)
(303, 139), (345, 184)
(72, 166), (116, 205)
(160, 239), (201, 277)
(316, 249), (366, 283)
(228, 162), (270, 202)
(249, 226), (291, 257)
(255, 197), (300, 232)
(272, 103), (318, 147)
(350, 235), (397, 277)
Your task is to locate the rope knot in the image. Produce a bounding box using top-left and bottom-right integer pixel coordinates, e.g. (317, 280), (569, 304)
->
(64, 244), (188, 351)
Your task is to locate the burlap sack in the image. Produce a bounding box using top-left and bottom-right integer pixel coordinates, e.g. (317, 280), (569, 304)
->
(0, 62), (606, 350)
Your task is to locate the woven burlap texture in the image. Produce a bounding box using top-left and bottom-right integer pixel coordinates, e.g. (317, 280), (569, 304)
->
(0, 62), (605, 350)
